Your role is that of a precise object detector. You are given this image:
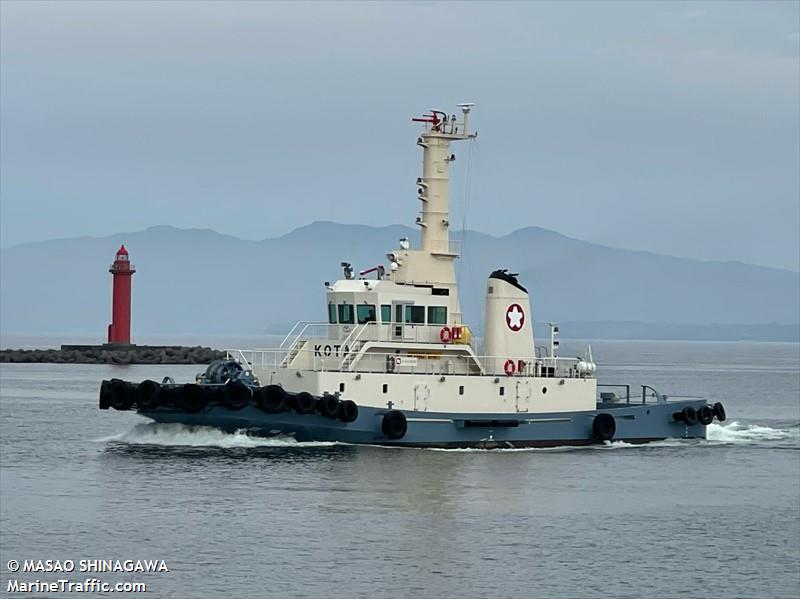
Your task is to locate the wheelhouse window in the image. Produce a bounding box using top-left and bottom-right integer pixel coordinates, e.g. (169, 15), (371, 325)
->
(381, 305), (391, 323)
(338, 303), (354, 324)
(328, 304), (337, 324)
(404, 305), (425, 324)
(427, 306), (447, 325)
(357, 304), (376, 324)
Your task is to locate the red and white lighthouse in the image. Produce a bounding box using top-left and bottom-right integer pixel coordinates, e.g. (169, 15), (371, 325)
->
(107, 245), (136, 345)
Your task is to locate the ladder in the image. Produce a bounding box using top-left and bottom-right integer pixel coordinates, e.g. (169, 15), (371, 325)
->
(340, 340), (366, 371)
(280, 339), (307, 368)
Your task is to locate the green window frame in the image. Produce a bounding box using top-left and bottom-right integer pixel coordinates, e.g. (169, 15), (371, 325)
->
(357, 304), (376, 324)
(338, 303), (354, 324)
(328, 304), (337, 324)
(404, 305), (425, 324)
(427, 306), (447, 325)
(381, 305), (391, 323)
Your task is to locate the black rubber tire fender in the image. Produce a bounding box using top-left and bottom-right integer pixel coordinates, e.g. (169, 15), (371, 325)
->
(591, 413), (616, 442)
(109, 379), (134, 411)
(681, 406), (698, 425)
(339, 400), (359, 423)
(256, 385), (286, 413)
(712, 402), (726, 422)
(697, 405), (714, 426)
(293, 392), (317, 415)
(203, 385), (225, 406)
(158, 385), (180, 407)
(136, 379), (161, 410)
(382, 410), (407, 440)
(99, 379), (113, 409)
(178, 384), (207, 413)
(318, 394), (340, 419)
(223, 381), (252, 410)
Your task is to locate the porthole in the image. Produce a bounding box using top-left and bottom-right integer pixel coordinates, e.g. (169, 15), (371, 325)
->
(459, 385), (464, 396)
(499, 387), (505, 396)
(542, 387), (547, 394)
(382, 383), (388, 394)
(339, 383), (345, 393)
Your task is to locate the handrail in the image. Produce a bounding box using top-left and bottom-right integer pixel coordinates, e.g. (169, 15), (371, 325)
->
(225, 349), (254, 370)
(222, 346), (588, 379)
(280, 321), (331, 349)
(339, 324), (372, 370)
(281, 322), (486, 350)
(279, 321), (305, 348)
(339, 322), (369, 353)
(642, 384), (667, 404)
(597, 384), (671, 405)
(597, 384), (631, 403)
(227, 346), (580, 366)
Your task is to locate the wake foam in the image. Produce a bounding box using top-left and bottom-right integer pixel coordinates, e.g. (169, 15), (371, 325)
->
(425, 440), (638, 453)
(99, 422), (342, 449)
(98, 421), (798, 452)
(422, 425), (800, 453)
(706, 421), (799, 444)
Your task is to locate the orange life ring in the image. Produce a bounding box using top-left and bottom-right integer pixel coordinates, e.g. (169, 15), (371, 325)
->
(440, 326), (452, 343)
(504, 359), (516, 376)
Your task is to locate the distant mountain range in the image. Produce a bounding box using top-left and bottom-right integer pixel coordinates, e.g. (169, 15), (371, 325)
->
(1, 222), (798, 341)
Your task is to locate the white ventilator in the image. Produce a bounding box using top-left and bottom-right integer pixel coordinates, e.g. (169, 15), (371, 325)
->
(484, 270), (536, 375)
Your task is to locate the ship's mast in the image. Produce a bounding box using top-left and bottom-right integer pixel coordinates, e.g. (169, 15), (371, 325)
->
(414, 105), (476, 257)
(387, 104), (476, 325)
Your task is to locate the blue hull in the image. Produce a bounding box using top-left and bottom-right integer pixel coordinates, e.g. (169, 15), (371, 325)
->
(141, 399), (708, 448)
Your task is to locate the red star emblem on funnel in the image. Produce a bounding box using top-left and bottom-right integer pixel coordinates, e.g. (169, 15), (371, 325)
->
(506, 304), (525, 331)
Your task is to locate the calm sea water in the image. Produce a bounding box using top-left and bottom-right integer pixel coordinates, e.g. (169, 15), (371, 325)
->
(1, 336), (798, 599)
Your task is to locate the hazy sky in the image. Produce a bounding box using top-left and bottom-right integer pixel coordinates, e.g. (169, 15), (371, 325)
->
(2, 1), (798, 271)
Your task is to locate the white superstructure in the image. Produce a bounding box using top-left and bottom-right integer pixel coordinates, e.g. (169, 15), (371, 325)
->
(229, 106), (597, 415)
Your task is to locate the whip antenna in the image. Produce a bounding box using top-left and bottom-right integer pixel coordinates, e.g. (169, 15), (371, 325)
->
(456, 105), (477, 289)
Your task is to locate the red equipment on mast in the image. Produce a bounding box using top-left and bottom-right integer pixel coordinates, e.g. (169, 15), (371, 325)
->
(412, 110), (446, 131)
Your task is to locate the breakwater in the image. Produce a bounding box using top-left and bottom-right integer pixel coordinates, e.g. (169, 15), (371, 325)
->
(0, 345), (225, 365)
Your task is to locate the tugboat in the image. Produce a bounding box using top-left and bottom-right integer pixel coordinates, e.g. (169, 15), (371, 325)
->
(99, 104), (726, 448)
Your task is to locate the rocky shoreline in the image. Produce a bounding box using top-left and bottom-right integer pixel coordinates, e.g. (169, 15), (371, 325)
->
(0, 345), (226, 365)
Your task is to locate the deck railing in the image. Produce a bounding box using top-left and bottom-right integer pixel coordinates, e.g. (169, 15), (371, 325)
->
(280, 321), (476, 350)
(596, 384), (686, 404)
(225, 346), (588, 379)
